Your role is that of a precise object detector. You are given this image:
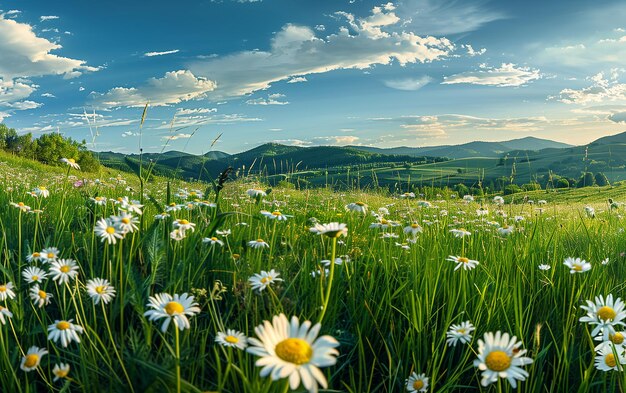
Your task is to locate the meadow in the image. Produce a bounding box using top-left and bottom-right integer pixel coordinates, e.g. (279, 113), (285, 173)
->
(1, 151), (626, 392)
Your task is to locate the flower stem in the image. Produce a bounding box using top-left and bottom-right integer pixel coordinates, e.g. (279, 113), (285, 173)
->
(318, 236), (337, 324)
(175, 327), (181, 393)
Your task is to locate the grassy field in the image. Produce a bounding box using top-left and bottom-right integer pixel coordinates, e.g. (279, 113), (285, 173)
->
(1, 151), (626, 392)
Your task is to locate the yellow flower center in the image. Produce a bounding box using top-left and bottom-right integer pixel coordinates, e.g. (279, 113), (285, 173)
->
(60, 265), (70, 273)
(95, 286), (106, 294)
(598, 306), (617, 321)
(106, 226), (116, 234)
(261, 277), (272, 284)
(39, 186), (46, 190)
(485, 350), (512, 372)
(18, 202), (25, 207)
(457, 328), (466, 334)
(38, 290), (47, 299)
(272, 211), (281, 216)
(413, 380), (424, 390)
(68, 159), (76, 163)
(190, 192), (197, 196)
(0, 286), (5, 292)
(381, 219), (389, 225)
(256, 238), (264, 243)
(47, 253), (55, 258)
(55, 368), (69, 378)
(179, 219), (189, 225)
(411, 224), (419, 228)
(458, 257), (470, 264)
(33, 252), (40, 257)
(612, 333), (625, 344)
(356, 202), (365, 206)
(211, 237), (218, 241)
(225, 335), (239, 344)
(95, 197), (103, 201)
(169, 203), (176, 207)
(275, 338), (313, 365)
(165, 301), (184, 315)
(606, 353), (617, 368)
(32, 275), (39, 281)
(57, 321), (71, 330)
(573, 265), (583, 271)
(24, 354), (39, 368)
(232, 254), (240, 259)
(122, 218), (130, 224)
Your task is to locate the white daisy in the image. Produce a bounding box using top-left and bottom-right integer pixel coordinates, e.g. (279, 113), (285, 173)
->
(49, 259), (79, 284)
(0, 305), (13, 325)
(417, 200), (432, 208)
(493, 196), (505, 205)
(580, 294), (626, 341)
(26, 251), (42, 263)
(216, 229), (231, 236)
(166, 203), (182, 212)
(0, 282), (16, 301)
(90, 196), (107, 205)
(86, 278), (116, 305)
(246, 189), (267, 198)
(154, 212), (170, 220)
(22, 266), (48, 283)
(52, 363), (71, 382)
(563, 257), (591, 274)
(406, 372), (429, 392)
(61, 157), (80, 169)
(202, 237), (224, 246)
(249, 270), (283, 292)
(33, 186), (50, 198)
(538, 264), (551, 271)
(144, 293), (201, 333)
(40, 247), (60, 263)
(345, 202), (368, 214)
(248, 239), (270, 249)
(399, 192), (415, 199)
(450, 228), (471, 238)
(247, 314), (340, 393)
(215, 329), (248, 350)
(30, 284), (53, 308)
(309, 222), (349, 238)
(595, 344), (626, 371)
(20, 346), (48, 372)
(10, 201), (31, 212)
(594, 331), (626, 353)
(113, 211), (139, 234)
(260, 210), (291, 221)
(446, 321), (475, 347)
(585, 206), (596, 218)
(446, 255), (479, 271)
(94, 217), (124, 244)
(170, 229), (186, 241)
(403, 223), (423, 236)
(173, 219), (196, 233)
(497, 225), (515, 236)
(473, 331), (534, 388)
(48, 319), (84, 347)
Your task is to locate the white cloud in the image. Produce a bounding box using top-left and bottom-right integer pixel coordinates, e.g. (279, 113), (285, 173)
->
(442, 63), (541, 87)
(188, 5), (455, 99)
(287, 76), (307, 84)
(313, 135), (360, 145)
(7, 100), (42, 110)
(246, 93), (289, 105)
(163, 133), (193, 141)
(462, 44), (486, 57)
(271, 139), (311, 146)
(92, 70), (217, 108)
(384, 75), (432, 91)
(314, 25), (325, 31)
(609, 112), (626, 123)
(40, 15), (59, 22)
(41, 92), (56, 98)
(541, 30), (626, 68)
(122, 130), (140, 137)
(556, 72), (626, 104)
(175, 107), (217, 115)
(155, 113), (262, 129)
(0, 78), (37, 105)
(78, 86), (85, 91)
(144, 49), (180, 57)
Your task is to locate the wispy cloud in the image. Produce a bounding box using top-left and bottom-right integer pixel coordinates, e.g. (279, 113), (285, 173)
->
(442, 63), (541, 87)
(556, 72), (626, 104)
(246, 93), (289, 105)
(144, 49), (180, 57)
(384, 76), (432, 91)
(40, 15), (59, 22)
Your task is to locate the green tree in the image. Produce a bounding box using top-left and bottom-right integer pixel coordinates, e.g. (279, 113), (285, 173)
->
(577, 172), (596, 188)
(594, 172), (610, 186)
(556, 178), (570, 188)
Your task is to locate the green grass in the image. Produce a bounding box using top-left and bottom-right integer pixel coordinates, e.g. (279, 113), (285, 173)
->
(1, 154), (626, 392)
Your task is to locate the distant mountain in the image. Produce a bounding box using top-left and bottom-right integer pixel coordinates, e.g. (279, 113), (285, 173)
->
(499, 136), (573, 151)
(589, 130), (626, 145)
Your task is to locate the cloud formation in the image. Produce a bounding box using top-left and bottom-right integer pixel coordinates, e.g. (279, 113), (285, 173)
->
(556, 72), (626, 104)
(144, 49), (180, 57)
(384, 76), (432, 91)
(442, 63), (541, 87)
(246, 93), (289, 105)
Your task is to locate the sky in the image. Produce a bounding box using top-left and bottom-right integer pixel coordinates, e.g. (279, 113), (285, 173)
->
(1, 0), (626, 154)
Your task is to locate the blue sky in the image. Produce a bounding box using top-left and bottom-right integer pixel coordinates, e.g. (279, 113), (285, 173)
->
(1, 0), (625, 154)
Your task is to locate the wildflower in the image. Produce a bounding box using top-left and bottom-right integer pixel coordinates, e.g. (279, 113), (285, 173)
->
(538, 200), (547, 205)
(249, 270), (282, 292)
(403, 223), (423, 236)
(247, 314), (340, 393)
(0, 305), (13, 325)
(463, 195), (475, 203)
(154, 212), (170, 220)
(595, 331), (626, 353)
(406, 372), (429, 392)
(215, 329), (248, 350)
(170, 229), (186, 241)
(60, 158), (80, 170)
(396, 242), (411, 250)
(246, 189), (267, 198)
(90, 196), (107, 205)
(473, 331), (533, 388)
(595, 344), (626, 371)
(86, 278), (116, 305)
(26, 251), (42, 263)
(216, 229), (231, 236)
(497, 225), (515, 236)
(0, 282), (16, 301)
(345, 202), (368, 214)
(202, 237), (224, 246)
(20, 346), (48, 372)
(446, 321), (475, 347)
(10, 201), (31, 212)
(248, 239), (270, 249)
(563, 257), (591, 274)
(446, 255), (479, 271)
(52, 363), (70, 382)
(310, 222), (349, 238)
(369, 218), (399, 229)
(22, 266), (48, 283)
(40, 247), (60, 263)
(34, 186), (50, 198)
(48, 319), (84, 347)
(94, 217), (124, 244)
(378, 207), (390, 215)
(580, 294), (626, 341)
(585, 206), (596, 218)
(400, 192), (415, 199)
(476, 208), (489, 216)
(493, 196), (505, 205)
(144, 293), (201, 333)
(450, 228), (471, 238)
(166, 203), (182, 212)
(261, 210), (291, 221)
(113, 212), (139, 234)
(49, 259), (79, 284)
(173, 219), (196, 233)
(538, 264), (551, 271)
(417, 200), (432, 208)
(30, 284), (53, 308)
(602, 258), (610, 265)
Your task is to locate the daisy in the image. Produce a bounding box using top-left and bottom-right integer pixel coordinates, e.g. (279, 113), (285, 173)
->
(595, 344), (626, 371)
(497, 225), (515, 236)
(52, 363), (70, 382)
(60, 157), (80, 170)
(473, 331), (534, 388)
(247, 314), (340, 393)
(260, 210), (291, 221)
(249, 270), (282, 292)
(563, 257), (591, 274)
(94, 217), (124, 244)
(202, 237), (224, 246)
(90, 196), (107, 205)
(216, 229), (231, 236)
(406, 372), (429, 392)
(538, 264), (551, 271)
(584, 206), (596, 218)
(173, 219), (196, 233)
(170, 229), (186, 241)
(446, 255), (480, 271)
(86, 278), (116, 305)
(50, 259), (79, 284)
(309, 222), (348, 238)
(463, 195), (475, 203)
(446, 321), (475, 347)
(34, 186), (50, 198)
(30, 284), (53, 308)
(215, 329), (248, 350)
(400, 192), (415, 199)
(403, 223), (423, 236)
(154, 212), (170, 220)
(493, 196), (505, 205)
(26, 251), (42, 263)
(166, 203), (182, 212)
(602, 258), (610, 265)
(144, 293), (201, 333)
(0, 305), (13, 325)
(417, 201), (432, 208)
(345, 202), (368, 214)
(579, 294), (626, 341)
(450, 228), (471, 238)
(22, 266), (48, 283)
(476, 208), (489, 216)
(10, 201), (31, 212)
(124, 200), (144, 215)
(595, 331), (626, 352)
(40, 247), (60, 263)
(20, 346), (48, 372)
(246, 189), (267, 198)
(113, 212), (139, 234)
(248, 239), (270, 249)
(48, 319), (84, 347)
(0, 282), (16, 301)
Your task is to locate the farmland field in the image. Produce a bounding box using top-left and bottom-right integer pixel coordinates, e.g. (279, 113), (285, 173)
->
(1, 151), (626, 392)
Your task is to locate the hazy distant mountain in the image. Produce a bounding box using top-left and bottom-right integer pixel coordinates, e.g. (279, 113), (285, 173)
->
(589, 130), (626, 145)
